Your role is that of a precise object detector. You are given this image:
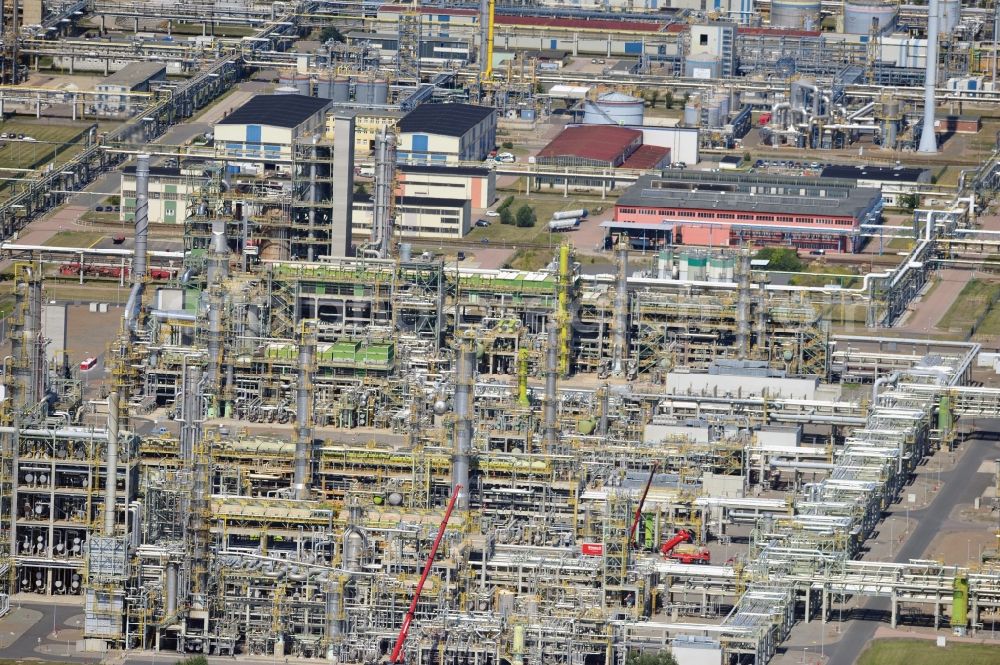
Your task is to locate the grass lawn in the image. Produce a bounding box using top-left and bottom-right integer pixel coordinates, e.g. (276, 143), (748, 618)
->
(0, 121), (88, 168)
(466, 195), (602, 248)
(43, 231), (105, 248)
(857, 638), (1000, 665)
(937, 279), (1000, 331)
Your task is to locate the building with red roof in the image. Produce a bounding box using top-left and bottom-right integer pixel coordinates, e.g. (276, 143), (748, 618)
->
(536, 126), (669, 169)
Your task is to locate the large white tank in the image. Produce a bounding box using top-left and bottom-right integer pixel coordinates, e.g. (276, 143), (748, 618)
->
(683, 99), (701, 126)
(583, 91), (645, 126)
(279, 71), (311, 96)
(938, 0), (959, 34)
(844, 0), (898, 34)
(771, 0), (821, 29)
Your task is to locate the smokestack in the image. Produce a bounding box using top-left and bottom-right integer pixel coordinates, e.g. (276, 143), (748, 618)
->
(293, 324), (314, 500)
(453, 343), (474, 510)
(918, 0), (940, 153)
(133, 154), (149, 281)
(104, 391), (119, 536)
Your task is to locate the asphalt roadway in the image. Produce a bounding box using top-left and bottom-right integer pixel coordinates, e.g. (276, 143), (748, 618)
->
(824, 430), (1000, 665)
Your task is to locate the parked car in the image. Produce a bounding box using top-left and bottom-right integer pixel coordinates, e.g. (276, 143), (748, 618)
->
(80, 357), (97, 371)
(485, 210), (500, 217)
(496, 152), (515, 163)
(475, 219), (490, 228)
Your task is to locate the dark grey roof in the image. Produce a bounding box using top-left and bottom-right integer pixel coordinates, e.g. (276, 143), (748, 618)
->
(398, 103), (495, 137)
(100, 62), (165, 88)
(616, 171), (882, 219)
(399, 164), (490, 177)
(218, 95), (331, 129)
(719, 155), (742, 165)
(820, 165), (931, 183)
(122, 165), (182, 178)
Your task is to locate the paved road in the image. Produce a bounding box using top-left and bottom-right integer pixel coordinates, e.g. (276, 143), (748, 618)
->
(0, 599), (97, 661)
(825, 433), (1000, 665)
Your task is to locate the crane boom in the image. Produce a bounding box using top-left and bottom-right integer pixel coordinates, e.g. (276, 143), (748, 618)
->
(628, 463), (658, 547)
(389, 484), (463, 663)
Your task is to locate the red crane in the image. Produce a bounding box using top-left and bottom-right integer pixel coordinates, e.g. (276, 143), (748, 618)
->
(659, 529), (711, 564)
(389, 484), (462, 663)
(628, 463), (658, 548)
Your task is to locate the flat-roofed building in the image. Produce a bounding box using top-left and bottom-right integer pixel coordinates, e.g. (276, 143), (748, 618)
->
(611, 171), (882, 252)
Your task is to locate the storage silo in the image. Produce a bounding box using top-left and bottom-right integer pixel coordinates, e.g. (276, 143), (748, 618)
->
(582, 91), (645, 126)
(938, 0), (959, 34)
(704, 98), (723, 128)
(281, 72), (311, 96)
(356, 79), (389, 105)
(684, 56), (722, 79)
(770, 0), (821, 29)
(686, 253), (708, 281)
(843, 0), (898, 34)
(683, 97), (701, 127)
(875, 94), (902, 148)
(315, 76), (334, 100)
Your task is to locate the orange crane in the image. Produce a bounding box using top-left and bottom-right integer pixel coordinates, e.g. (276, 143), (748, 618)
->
(659, 529), (711, 565)
(628, 463), (658, 548)
(389, 484), (462, 663)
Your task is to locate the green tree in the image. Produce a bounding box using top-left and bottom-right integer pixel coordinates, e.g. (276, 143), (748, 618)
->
(647, 90), (660, 109)
(626, 651), (678, 665)
(898, 193), (920, 211)
(515, 204), (536, 228)
(742, 151), (751, 164)
(354, 182), (368, 196)
(754, 247), (804, 272)
(175, 657), (209, 665)
(499, 207), (515, 226)
(664, 90), (674, 109)
(319, 26), (345, 43)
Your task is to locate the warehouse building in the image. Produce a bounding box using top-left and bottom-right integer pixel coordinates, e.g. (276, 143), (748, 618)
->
(353, 195), (471, 239)
(532, 125), (670, 192)
(819, 165), (931, 207)
(215, 94), (332, 169)
(327, 109), (405, 155)
(397, 164), (496, 210)
(397, 103), (497, 163)
(95, 62), (166, 114)
(611, 171), (882, 252)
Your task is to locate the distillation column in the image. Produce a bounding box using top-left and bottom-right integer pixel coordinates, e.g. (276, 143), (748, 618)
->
(612, 249), (629, 376)
(293, 323), (315, 500)
(125, 154), (149, 330)
(372, 127), (396, 259)
(453, 341), (474, 510)
(205, 220), (228, 411)
(736, 249), (751, 359)
(544, 324), (559, 449)
(104, 391), (119, 536)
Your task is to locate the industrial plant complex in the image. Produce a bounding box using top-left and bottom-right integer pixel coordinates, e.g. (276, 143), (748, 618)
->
(0, 0), (999, 665)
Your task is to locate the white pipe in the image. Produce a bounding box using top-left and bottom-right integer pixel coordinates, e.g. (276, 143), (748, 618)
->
(0, 243), (184, 258)
(104, 391), (119, 536)
(919, 0), (940, 153)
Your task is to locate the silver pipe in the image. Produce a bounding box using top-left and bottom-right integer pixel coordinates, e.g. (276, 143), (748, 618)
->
(597, 384), (609, 436)
(918, 0), (940, 153)
(544, 325), (558, 449)
(372, 128), (396, 259)
(104, 391), (119, 536)
(165, 562), (178, 616)
(151, 309), (197, 322)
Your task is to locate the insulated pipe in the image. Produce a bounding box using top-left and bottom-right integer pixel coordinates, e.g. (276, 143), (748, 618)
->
(103, 391), (119, 536)
(293, 326), (314, 500)
(453, 343), (474, 509)
(543, 325), (559, 449)
(613, 248), (628, 375)
(151, 309), (197, 322)
(918, 0), (940, 153)
(165, 562), (178, 616)
(326, 580), (343, 643)
(372, 127), (396, 259)
(597, 384), (609, 436)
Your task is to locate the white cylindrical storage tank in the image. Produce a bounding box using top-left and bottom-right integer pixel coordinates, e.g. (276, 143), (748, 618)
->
(705, 100), (723, 128)
(683, 100), (701, 126)
(843, 0), (898, 34)
(582, 92), (644, 126)
(275, 86), (300, 95)
(278, 69), (297, 90)
(939, 0), (959, 34)
(717, 93), (730, 121)
(684, 56), (722, 79)
(771, 0), (821, 29)
(315, 77), (334, 100)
